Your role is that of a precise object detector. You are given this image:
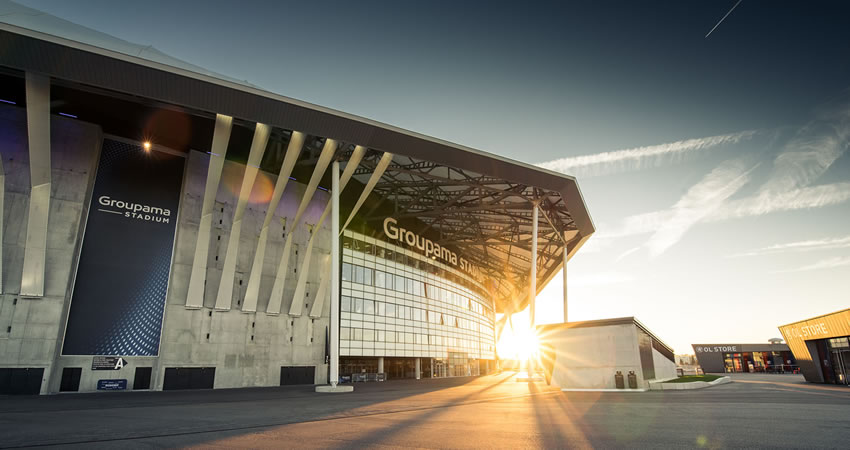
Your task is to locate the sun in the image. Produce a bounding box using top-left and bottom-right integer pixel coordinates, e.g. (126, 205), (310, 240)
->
(496, 315), (540, 361)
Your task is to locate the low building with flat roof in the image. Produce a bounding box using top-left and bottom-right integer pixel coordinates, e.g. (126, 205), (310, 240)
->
(691, 343), (796, 374)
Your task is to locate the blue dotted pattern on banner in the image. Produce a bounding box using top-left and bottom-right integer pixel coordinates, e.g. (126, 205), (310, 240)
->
(63, 139), (184, 356)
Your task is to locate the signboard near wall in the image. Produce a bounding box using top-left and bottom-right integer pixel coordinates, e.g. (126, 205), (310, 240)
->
(62, 139), (184, 356)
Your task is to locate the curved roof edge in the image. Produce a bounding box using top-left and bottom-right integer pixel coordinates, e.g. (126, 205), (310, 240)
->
(0, 18), (595, 245)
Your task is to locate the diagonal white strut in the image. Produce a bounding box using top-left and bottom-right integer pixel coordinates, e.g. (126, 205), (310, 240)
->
(288, 147), (366, 316)
(266, 139), (337, 314)
(241, 132), (306, 312)
(340, 152), (394, 234)
(186, 114), (233, 308)
(213, 123), (270, 310)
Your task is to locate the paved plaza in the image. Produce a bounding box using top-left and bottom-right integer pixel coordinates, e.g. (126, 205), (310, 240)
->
(1, 372), (848, 449)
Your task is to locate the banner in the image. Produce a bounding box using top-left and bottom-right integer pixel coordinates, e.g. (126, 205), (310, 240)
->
(62, 139), (184, 356)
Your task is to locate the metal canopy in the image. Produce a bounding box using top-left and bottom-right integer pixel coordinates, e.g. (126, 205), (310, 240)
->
(350, 151), (582, 315)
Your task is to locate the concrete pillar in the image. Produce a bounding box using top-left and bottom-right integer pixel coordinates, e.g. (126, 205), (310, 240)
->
(267, 138), (336, 315)
(415, 358), (421, 380)
(214, 123), (270, 310)
(329, 160), (340, 388)
(563, 231), (568, 323)
(242, 131), (305, 312)
(21, 73), (51, 297)
(378, 357), (384, 374)
(186, 114), (232, 308)
(529, 203), (538, 327)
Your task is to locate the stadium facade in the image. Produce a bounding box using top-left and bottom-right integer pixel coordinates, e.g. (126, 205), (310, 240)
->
(0, 3), (593, 394)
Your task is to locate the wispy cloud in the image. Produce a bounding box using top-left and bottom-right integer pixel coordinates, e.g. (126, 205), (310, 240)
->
(595, 99), (850, 257)
(776, 256), (850, 273)
(644, 158), (757, 256)
(536, 130), (756, 178)
(712, 182), (850, 220)
(571, 272), (636, 287)
(732, 235), (850, 257)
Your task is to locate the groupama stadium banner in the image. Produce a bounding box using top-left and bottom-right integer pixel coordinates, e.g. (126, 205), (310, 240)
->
(62, 139), (184, 356)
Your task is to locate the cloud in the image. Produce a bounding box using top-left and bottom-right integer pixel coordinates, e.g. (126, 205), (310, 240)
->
(536, 130), (756, 178)
(712, 182), (850, 220)
(615, 246), (641, 261)
(732, 235), (850, 257)
(594, 99), (850, 256)
(644, 158), (757, 256)
(570, 272), (636, 287)
(776, 256), (850, 273)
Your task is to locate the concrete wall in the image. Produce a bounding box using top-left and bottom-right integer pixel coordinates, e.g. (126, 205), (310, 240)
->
(154, 150), (331, 391)
(547, 323), (646, 389)
(652, 347), (677, 380)
(0, 105), (101, 394)
(1, 103), (332, 393)
(545, 322), (674, 389)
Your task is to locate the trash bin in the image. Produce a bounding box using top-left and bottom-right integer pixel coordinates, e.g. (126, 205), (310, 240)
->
(614, 371), (625, 389)
(627, 371), (638, 389)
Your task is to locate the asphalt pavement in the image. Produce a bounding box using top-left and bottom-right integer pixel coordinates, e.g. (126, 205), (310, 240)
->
(0, 372), (848, 449)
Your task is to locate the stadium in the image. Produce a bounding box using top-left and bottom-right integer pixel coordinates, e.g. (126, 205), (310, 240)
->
(0, 3), (596, 394)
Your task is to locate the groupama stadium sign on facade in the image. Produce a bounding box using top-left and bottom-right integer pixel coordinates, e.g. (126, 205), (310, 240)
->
(383, 217), (478, 277)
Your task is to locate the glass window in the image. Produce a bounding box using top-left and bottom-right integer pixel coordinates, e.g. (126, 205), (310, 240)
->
(386, 303), (396, 317)
(377, 302), (385, 316)
(375, 271), (386, 288)
(353, 328), (363, 340)
(341, 296), (351, 312)
(406, 278), (414, 294)
(354, 297), (363, 313)
(364, 299), (375, 315)
(394, 275), (405, 292)
(354, 265), (365, 284)
(386, 331), (396, 343)
(342, 235), (354, 249)
(405, 332), (414, 343)
(342, 263), (352, 281)
(340, 327), (351, 340)
(364, 267), (373, 286)
(377, 330), (385, 342)
(413, 308), (421, 322)
(363, 329), (375, 341)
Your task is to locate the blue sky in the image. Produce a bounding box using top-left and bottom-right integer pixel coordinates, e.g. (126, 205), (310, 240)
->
(16, 0), (850, 353)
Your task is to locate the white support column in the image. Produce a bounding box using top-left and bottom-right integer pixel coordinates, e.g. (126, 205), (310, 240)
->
(340, 152), (393, 233)
(21, 73), (51, 297)
(289, 147), (365, 316)
(563, 231), (569, 323)
(378, 357), (384, 374)
(529, 203), (538, 328)
(186, 114), (233, 308)
(213, 123), (270, 310)
(415, 358), (421, 380)
(329, 160), (341, 388)
(241, 131), (306, 312)
(267, 139), (336, 314)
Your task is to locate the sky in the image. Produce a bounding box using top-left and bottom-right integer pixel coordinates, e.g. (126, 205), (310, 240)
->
(13, 0), (850, 354)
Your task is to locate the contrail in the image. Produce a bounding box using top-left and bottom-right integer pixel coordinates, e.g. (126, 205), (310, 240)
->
(705, 0), (743, 38)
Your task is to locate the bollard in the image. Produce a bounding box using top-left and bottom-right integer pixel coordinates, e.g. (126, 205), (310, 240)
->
(614, 371), (625, 389)
(627, 371), (638, 389)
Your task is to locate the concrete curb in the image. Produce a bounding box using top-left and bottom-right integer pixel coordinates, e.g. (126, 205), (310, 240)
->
(648, 376), (731, 391)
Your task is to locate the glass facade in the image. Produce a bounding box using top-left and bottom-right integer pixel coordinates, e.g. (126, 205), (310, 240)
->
(722, 351), (797, 373)
(339, 230), (496, 378)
